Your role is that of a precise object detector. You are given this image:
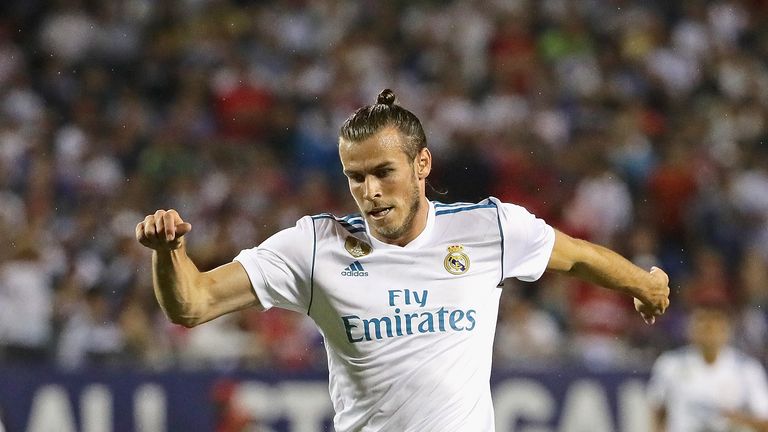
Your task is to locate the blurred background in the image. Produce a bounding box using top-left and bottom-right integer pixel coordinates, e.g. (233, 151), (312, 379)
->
(1, 0), (767, 430)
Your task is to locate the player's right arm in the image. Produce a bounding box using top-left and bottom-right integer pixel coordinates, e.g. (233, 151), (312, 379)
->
(136, 209), (260, 327)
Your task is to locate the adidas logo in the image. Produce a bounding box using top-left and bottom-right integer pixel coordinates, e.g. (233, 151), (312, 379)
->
(341, 261), (368, 277)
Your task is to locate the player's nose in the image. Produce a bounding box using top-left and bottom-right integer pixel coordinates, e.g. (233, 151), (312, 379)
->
(362, 176), (382, 200)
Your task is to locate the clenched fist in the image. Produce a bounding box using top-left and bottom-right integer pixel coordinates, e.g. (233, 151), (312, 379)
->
(136, 209), (192, 251)
(634, 266), (670, 325)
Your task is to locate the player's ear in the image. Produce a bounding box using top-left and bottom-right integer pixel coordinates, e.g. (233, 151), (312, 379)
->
(416, 148), (431, 179)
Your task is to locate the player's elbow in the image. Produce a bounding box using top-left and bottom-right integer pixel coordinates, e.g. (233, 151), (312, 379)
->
(163, 304), (208, 328)
(168, 314), (201, 328)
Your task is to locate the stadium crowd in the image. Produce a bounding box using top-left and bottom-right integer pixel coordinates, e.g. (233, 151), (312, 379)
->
(0, 0), (767, 372)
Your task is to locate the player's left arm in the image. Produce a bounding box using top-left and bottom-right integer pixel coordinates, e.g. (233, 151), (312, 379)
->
(546, 229), (670, 324)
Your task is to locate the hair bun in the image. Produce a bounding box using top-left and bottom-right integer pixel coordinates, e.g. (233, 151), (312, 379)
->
(376, 89), (396, 106)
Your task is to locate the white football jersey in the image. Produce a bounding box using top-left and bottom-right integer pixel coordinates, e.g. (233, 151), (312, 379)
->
(647, 346), (768, 432)
(234, 197), (555, 431)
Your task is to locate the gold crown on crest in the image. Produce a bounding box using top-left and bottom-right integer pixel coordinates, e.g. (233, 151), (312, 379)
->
(447, 245), (464, 253)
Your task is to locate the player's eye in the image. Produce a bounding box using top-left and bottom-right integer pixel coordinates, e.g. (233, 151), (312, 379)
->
(348, 174), (364, 183)
(375, 168), (393, 178)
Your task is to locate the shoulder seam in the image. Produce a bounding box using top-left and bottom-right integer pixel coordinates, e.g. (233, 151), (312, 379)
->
(491, 199), (504, 285)
(307, 217), (317, 316)
(435, 203), (496, 216)
(433, 201), (475, 208)
(311, 213), (366, 233)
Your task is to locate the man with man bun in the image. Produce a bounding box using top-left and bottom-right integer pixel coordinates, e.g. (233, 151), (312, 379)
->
(137, 89), (670, 431)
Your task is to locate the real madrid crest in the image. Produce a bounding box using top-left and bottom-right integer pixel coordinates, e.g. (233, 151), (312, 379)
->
(444, 245), (470, 275)
(345, 236), (372, 258)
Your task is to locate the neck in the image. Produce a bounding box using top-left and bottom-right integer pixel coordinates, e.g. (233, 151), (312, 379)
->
(699, 346), (721, 364)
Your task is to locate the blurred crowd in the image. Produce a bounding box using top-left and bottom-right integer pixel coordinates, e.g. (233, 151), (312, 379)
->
(0, 0), (767, 372)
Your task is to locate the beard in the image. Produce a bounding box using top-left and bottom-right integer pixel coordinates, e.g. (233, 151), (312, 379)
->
(374, 178), (421, 241)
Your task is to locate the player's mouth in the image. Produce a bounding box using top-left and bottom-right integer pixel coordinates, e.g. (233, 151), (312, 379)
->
(368, 206), (393, 220)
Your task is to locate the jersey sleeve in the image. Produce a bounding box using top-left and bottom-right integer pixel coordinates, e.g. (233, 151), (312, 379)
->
(492, 197), (555, 282)
(233, 216), (314, 313)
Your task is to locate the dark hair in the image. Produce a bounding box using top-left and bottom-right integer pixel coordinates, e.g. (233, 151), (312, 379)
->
(339, 89), (427, 160)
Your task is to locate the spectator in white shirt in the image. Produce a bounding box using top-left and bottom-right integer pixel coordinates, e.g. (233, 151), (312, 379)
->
(0, 242), (53, 364)
(57, 287), (124, 369)
(648, 303), (768, 432)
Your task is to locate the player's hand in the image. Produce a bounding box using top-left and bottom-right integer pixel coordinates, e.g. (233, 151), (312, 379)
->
(136, 209), (192, 251)
(634, 266), (670, 325)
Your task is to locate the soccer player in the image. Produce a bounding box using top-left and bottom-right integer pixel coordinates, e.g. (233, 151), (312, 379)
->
(647, 303), (768, 432)
(137, 89), (670, 431)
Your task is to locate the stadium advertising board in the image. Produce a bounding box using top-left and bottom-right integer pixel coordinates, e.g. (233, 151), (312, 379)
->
(0, 368), (650, 432)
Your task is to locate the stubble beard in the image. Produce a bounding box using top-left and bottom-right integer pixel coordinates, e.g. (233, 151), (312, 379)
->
(374, 179), (421, 241)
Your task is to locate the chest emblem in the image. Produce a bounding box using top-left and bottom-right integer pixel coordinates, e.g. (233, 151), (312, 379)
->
(444, 245), (470, 275)
(345, 236), (372, 258)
